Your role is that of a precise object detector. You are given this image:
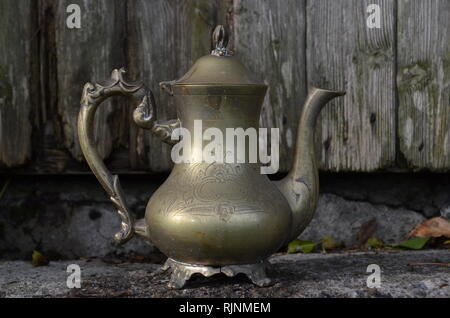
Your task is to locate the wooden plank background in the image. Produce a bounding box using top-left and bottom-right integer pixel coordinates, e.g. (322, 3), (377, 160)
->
(127, 0), (218, 172)
(232, 0), (307, 173)
(397, 0), (450, 171)
(0, 0), (37, 167)
(307, 0), (396, 171)
(0, 0), (448, 173)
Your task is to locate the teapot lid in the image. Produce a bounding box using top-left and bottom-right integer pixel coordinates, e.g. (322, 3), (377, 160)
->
(172, 25), (267, 95)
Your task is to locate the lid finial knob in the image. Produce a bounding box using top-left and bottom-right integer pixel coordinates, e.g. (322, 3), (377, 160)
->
(211, 25), (233, 57)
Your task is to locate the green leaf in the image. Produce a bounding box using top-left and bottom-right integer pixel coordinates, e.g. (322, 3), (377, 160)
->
(31, 250), (49, 267)
(364, 235), (384, 249)
(287, 239), (317, 254)
(393, 237), (430, 250)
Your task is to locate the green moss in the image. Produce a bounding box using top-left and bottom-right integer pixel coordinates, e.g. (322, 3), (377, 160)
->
(353, 48), (392, 70)
(236, 5), (249, 15)
(398, 60), (433, 92)
(271, 39), (281, 50)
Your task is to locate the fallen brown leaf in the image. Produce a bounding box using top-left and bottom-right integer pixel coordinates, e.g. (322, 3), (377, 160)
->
(409, 217), (450, 239)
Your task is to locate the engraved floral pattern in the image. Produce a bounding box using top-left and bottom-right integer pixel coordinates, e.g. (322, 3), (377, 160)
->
(148, 162), (287, 222)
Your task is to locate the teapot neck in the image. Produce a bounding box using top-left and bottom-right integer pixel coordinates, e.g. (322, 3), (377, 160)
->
(175, 93), (264, 128)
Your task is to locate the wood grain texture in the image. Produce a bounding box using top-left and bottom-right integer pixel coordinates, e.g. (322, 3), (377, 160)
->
(0, 0), (36, 167)
(55, 0), (127, 162)
(1, 0), (450, 174)
(397, 0), (450, 171)
(307, 0), (396, 171)
(127, 0), (217, 172)
(232, 0), (307, 173)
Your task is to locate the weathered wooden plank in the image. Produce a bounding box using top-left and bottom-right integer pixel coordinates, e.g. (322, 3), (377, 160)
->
(397, 0), (450, 171)
(0, 0), (37, 167)
(232, 0), (307, 173)
(54, 0), (127, 162)
(307, 0), (396, 171)
(127, 0), (217, 172)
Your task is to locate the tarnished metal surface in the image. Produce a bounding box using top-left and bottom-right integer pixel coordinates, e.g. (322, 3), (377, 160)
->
(78, 25), (345, 285)
(78, 68), (145, 244)
(211, 25), (233, 57)
(276, 88), (345, 244)
(147, 162), (292, 265)
(162, 258), (271, 289)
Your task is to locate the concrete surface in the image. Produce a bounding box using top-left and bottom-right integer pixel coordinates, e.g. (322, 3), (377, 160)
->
(0, 249), (449, 298)
(302, 193), (426, 246)
(3, 174), (449, 259)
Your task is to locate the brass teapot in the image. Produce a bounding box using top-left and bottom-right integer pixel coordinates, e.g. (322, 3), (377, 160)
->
(78, 26), (344, 288)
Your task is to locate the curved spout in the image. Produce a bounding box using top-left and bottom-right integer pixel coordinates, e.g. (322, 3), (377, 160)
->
(276, 88), (345, 244)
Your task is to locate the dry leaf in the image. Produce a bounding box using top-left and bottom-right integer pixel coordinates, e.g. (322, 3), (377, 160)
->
(409, 217), (450, 239)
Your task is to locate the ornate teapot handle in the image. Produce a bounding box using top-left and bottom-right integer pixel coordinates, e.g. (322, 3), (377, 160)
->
(78, 68), (156, 244)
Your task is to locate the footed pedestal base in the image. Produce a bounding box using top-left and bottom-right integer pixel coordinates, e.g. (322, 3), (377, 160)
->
(162, 258), (272, 289)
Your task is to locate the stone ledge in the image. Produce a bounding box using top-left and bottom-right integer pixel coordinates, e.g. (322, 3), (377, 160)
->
(1, 250), (449, 298)
(1, 174), (449, 259)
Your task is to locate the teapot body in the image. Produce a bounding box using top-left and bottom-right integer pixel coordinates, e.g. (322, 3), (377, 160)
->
(146, 162), (292, 265)
(146, 90), (292, 265)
